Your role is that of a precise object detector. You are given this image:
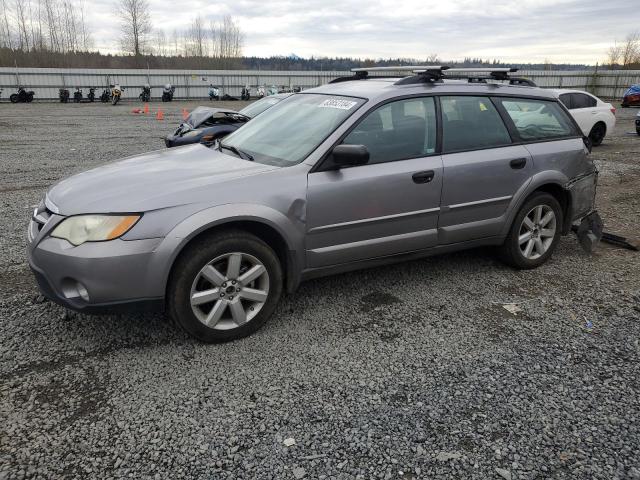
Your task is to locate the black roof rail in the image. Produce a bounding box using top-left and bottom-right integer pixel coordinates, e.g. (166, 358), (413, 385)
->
(444, 67), (537, 87)
(328, 65), (536, 87)
(330, 66), (450, 84)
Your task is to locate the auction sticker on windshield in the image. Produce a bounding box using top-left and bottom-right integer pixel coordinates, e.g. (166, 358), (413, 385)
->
(319, 98), (358, 110)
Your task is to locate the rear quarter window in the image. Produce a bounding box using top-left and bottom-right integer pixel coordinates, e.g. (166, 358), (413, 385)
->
(498, 98), (578, 142)
(571, 93), (597, 109)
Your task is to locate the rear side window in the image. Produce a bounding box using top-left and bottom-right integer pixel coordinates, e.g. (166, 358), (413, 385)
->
(559, 93), (572, 109)
(498, 98), (577, 141)
(342, 97), (437, 164)
(440, 96), (511, 152)
(570, 93), (597, 109)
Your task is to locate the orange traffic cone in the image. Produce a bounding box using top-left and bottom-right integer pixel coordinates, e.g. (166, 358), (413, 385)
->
(143, 103), (149, 114)
(182, 108), (189, 120)
(156, 109), (164, 120)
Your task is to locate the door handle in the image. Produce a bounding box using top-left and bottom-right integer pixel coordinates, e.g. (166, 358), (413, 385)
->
(509, 158), (527, 169)
(412, 170), (435, 184)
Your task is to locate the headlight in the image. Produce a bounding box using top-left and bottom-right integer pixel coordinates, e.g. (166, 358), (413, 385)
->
(51, 214), (141, 246)
(182, 129), (201, 137)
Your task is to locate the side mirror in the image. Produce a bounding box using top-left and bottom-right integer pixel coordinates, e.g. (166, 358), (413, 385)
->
(331, 144), (369, 168)
(582, 135), (592, 153)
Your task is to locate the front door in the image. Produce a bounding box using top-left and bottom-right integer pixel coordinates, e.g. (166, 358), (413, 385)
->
(306, 96), (442, 268)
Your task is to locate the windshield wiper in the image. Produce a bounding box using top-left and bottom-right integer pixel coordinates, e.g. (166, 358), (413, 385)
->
(218, 142), (254, 161)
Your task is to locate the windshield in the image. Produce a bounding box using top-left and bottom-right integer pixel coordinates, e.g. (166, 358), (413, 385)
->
(239, 96), (286, 118)
(221, 94), (364, 167)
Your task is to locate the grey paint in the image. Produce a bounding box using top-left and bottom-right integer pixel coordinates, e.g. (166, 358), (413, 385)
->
(28, 78), (598, 313)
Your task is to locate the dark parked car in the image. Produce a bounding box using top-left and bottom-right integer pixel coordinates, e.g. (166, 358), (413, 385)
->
(622, 85), (640, 107)
(165, 93), (292, 147)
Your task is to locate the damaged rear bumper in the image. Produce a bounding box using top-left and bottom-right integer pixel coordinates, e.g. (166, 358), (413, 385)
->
(564, 170), (598, 229)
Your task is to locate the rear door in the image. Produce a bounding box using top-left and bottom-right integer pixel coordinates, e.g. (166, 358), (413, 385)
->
(438, 95), (533, 244)
(306, 96), (442, 268)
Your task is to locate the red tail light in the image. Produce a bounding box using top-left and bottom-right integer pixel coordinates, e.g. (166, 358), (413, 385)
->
(610, 107), (616, 115)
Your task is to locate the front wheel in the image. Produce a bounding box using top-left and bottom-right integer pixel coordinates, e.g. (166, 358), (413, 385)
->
(498, 192), (562, 269)
(588, 122), (606, 147)
(9, 94), (18, 103)
(112, 96), (119, 105)
(167, 230), (283, 342)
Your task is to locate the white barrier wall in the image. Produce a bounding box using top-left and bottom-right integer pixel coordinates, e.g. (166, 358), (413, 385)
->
(1, 67), (639, 100)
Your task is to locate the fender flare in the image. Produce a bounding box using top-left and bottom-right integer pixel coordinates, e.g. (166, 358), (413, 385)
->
(500, 171), (570, 237)
(148, 203), (305, 297)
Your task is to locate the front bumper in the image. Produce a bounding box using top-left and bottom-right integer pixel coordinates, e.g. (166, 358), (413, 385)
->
(28, 218), (165, 314)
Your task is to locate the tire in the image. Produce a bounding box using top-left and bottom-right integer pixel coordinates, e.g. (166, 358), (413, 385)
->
(636, 128), (640, 136)
(9, 94), (18, 103)
(112, 96), (119, 106)
(167, 230), (283, 343)
(588, 122), (606, 147)
(498, 192), (562, 269)
(26, 94), (33, 102)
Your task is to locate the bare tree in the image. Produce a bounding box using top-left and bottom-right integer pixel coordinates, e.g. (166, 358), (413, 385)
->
(154, 28), (167, 56)
(606, 42), (622, 68)
(14, 0), (31, 50)
(189, 15), (206, 57)
(0, 0), (14, 49)
(117, 0), (152, 56)
(426, 53), (439, 64)
(620, 31), (640, 67)
(213, 15), (243, 66)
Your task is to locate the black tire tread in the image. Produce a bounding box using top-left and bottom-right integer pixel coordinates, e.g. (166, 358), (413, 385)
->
(499, 192), (563, 269)
(167, 229), (283, 343)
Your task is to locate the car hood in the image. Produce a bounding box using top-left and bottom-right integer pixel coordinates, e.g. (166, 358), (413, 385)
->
(47, 144), (278, 215)
(186, 106), (247, 128)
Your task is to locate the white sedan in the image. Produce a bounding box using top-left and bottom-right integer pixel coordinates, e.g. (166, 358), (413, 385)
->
(550, 89), (616, 146)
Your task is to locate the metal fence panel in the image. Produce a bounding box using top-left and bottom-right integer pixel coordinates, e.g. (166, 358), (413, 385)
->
(1, 67), (639, 101)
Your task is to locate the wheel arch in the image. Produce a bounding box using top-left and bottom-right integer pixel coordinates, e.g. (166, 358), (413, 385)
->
(503, 174), (573, 237)
(156, 205), (304, 299)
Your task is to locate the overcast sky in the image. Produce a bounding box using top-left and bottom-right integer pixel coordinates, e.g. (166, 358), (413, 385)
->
(88, 0), (634, 64)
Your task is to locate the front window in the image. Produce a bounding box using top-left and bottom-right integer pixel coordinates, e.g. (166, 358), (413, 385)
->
(221, 94), (364, 167)
(342, 97), (437, 164)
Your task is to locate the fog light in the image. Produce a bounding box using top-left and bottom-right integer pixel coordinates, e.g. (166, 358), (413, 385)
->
(77, 282), (90, 302)
(61, 278), (90, 302)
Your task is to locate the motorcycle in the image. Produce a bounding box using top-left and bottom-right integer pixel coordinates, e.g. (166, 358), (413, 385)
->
(73, 88), (83, 103)
(111, 84), (123, 105)
(208, 85), (219, 101)
(59, 88), (70, 103)
(99, 88), (110, 103)
(139, 84), (151, 102)
(9, 87), (35, 103)
(88, 87), (96, 102)
(162, 84), (175, 102)
(241, 86), (251, 100)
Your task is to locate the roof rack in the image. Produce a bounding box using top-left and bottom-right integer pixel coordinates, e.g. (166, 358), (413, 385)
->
(328, 65), (537, 87)
(330, 66), (449, 84)
(444, 68), (536, 86)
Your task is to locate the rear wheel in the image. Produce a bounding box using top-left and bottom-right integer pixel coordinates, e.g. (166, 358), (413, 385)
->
(588, 122), (606, 146)
(167, 230), (283, 342)
(499, 192), (562, 269)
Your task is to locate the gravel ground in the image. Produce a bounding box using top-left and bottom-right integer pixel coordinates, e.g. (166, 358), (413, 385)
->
(1, 100), (639, 480)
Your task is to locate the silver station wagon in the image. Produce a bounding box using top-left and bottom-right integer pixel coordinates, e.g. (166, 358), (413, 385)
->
(28, 66), (599, 342)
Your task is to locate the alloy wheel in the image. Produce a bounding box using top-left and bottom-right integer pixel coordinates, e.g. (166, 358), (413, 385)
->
(518, 205), (556, 260)
(190, 252), (270, 330)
